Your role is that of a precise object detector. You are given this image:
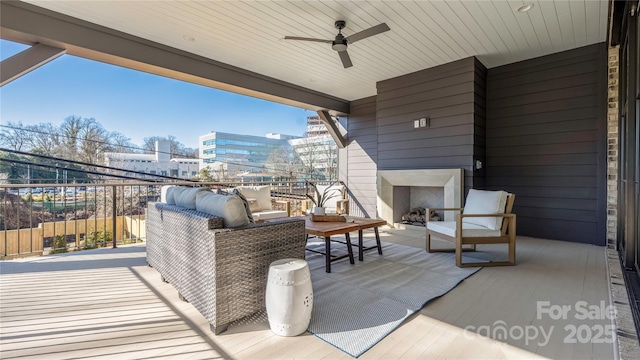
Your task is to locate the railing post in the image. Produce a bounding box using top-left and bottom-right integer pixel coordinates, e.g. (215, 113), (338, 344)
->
(112, 185), (117, 248)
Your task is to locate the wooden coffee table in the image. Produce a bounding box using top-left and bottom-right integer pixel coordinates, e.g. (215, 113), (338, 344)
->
(299, 216), (387, 273)
(352, 218), (387, 261)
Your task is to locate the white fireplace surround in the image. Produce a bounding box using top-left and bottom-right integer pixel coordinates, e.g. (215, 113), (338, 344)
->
(377, 169), (464, 226)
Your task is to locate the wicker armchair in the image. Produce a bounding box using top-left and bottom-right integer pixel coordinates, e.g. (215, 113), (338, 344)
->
(146, 202), (306, 334)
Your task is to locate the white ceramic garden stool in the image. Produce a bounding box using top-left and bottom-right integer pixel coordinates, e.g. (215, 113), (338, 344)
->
(265, 258), (313, 336)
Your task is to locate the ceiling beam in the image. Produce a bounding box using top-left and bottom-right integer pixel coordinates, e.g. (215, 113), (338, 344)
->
(0, 1), (350, 115)
(317, 110), (346, 149)
(1, 43), (66, 86)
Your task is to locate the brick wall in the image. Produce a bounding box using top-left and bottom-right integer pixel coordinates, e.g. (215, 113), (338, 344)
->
(607, 46), (619, 244)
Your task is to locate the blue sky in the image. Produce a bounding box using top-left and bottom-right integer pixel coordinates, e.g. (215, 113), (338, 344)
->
(0, 40), (310, 149)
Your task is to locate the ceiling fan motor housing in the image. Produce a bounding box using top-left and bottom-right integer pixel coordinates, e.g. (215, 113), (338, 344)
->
(332, 33), (348, 51)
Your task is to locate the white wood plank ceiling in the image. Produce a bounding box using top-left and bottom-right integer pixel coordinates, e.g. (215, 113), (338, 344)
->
(24, 0), (608, 102)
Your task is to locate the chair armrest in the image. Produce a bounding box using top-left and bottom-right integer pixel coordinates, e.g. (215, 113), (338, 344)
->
(457, 213), (516, 235)
(275, 200), (291, 217)
(458, 213), (516, 218)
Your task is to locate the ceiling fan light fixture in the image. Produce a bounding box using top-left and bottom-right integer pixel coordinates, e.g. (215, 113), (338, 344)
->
(332, 41), (347, 52)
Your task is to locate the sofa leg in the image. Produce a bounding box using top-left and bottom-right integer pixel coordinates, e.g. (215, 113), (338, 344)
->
(161, 276), (168, 283)
(146, 261), (152, 268)
(179, 293), (189, 303)
(211, 323), (228, 335)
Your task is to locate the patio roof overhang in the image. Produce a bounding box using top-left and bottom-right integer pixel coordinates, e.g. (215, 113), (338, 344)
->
(0, 1), (350, 115)
(1, 1), (609, 110)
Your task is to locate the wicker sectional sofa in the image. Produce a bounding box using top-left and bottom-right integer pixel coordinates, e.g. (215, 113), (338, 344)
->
(146, 202), (306, 334)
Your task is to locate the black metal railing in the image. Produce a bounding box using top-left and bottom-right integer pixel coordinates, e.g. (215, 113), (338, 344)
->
(0, 180), (338, 259)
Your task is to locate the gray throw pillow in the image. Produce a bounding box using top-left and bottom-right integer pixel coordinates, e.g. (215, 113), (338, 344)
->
(232, 189), (255, 223)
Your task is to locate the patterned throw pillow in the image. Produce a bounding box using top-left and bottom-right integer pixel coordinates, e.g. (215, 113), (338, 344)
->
(232, 189), (255, 223)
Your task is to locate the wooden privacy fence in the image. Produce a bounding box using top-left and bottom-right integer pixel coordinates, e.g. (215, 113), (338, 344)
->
(1, 216), (145, 260)
(0, 180), (342, 261)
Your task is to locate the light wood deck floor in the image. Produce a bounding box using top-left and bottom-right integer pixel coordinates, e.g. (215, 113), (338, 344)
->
(0, 229), (614, 359)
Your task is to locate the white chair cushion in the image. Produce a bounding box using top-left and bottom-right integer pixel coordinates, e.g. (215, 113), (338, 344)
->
(235, 186), (272, 211)
(427, 221), (502, 238)
(196, 191), (249, 228)
(462, 189), (508, 230)
(252, 210), (289, 221)
(161, 185), (176, 204)
(172, 187), (206, 209)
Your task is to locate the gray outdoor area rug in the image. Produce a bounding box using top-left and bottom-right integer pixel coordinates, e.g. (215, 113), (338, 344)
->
(304, 238), (482, 358)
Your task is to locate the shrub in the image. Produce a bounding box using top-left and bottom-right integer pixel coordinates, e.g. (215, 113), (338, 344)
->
(50, 234), (68, 254)
(83, 229), (112, 249)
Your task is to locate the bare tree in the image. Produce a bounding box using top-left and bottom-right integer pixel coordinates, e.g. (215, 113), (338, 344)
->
(57, 116), (133, 164)
(292, 136), (338, 181)
(78, 118), (110, 163)
(59, 115), (83, 160)
(27, 123), (61, 155)
(265, 147), (303, 181)
(0, 121), (30, 151)
(108, 132), (136, 153)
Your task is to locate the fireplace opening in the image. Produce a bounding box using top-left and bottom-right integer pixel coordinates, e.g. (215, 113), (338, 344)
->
(400, 207), (441, 227)
(392, 186), (444, 226)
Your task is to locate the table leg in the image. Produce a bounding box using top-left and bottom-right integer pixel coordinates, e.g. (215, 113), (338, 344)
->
(374, 227), (383, 255)
(358, 229), (364, 261)
(325, 236), (331, 273)
(345, 233), (355, 264)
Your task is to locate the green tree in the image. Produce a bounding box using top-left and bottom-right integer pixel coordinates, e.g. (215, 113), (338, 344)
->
(0, 152), (23, 183)
(193, 166), (215, 182)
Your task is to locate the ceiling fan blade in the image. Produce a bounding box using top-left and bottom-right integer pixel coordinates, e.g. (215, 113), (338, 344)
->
(284, 36), (332, 43)
(346, 23), (390, 43)
(338, 50), (353, 68)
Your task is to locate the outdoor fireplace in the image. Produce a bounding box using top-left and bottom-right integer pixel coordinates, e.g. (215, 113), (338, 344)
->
(377, 169), (464, 228)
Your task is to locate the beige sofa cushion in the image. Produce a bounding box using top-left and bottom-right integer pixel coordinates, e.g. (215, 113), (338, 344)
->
(161, 185), (176, 204)
(235, 186), (272, 211)
(172, 187), (207, 209)
(196, 191), (249, 228)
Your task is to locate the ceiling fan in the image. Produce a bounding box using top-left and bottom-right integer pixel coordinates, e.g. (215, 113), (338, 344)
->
(284, 20), (390, 68)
